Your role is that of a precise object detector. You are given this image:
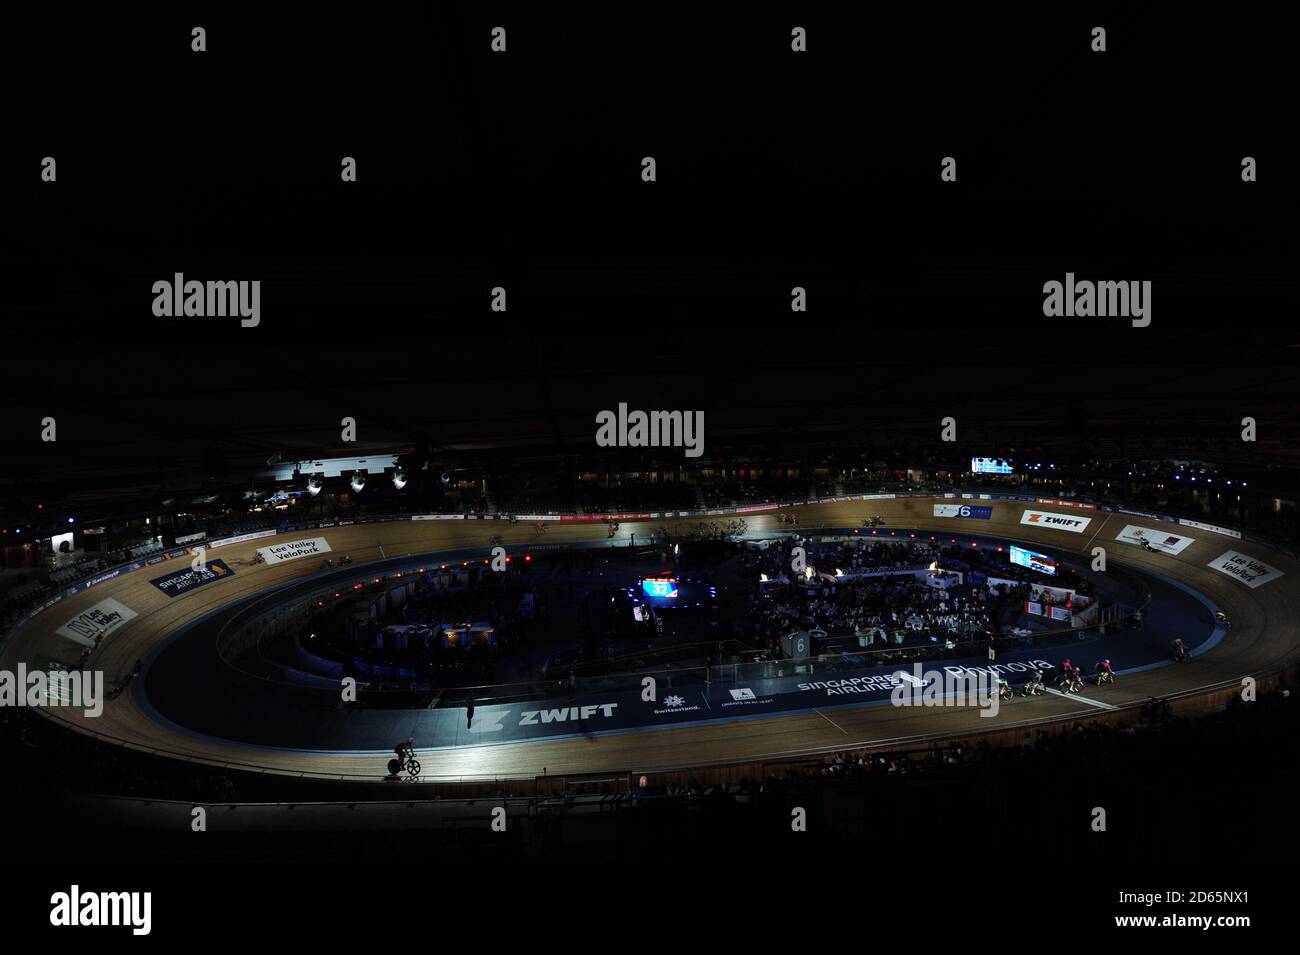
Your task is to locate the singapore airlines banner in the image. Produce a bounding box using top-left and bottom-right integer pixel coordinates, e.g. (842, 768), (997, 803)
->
(1207, 550), (1284, 589)
(257, 537), (332, 565)
(1020, 509), (1092, 533)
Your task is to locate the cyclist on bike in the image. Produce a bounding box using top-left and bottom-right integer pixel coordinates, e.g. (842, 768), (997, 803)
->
(394, 737), (415, 765)
(1059, 659), (1081, 692)
(995, 673), (1013, 701)
(1096, 659), (1115, 685)
(1172, 637), (1188, 662)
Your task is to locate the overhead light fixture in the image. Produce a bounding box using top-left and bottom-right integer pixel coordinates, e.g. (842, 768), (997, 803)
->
(350, 472), (366, 493)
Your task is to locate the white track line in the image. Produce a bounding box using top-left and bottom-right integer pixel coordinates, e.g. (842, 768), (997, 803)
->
(1045, 686), (1118, 710)
(813, 708), (848, 733)
(1081, 512), (1112, 554)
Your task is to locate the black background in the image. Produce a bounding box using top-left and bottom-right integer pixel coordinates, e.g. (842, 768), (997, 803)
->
(4, 4), (1298, 485)
(3, 2), (1293, 938)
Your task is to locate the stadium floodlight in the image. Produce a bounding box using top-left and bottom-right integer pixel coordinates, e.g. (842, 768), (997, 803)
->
(392, 470), (408, 490)
(350, 472), (366, 493)
(306, 476), (323, 497)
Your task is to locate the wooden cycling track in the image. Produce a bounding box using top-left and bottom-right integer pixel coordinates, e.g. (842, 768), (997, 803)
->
(4, 497), (1298, 784)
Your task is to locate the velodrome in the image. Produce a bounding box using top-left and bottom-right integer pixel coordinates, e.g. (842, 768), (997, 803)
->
(4, 496), (1297, 785)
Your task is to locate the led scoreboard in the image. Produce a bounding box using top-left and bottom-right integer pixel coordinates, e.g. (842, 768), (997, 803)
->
(629, 575), (715, 610)
(971, 457), (1014, 475)
(1009, 545), (1058, 576)
(641, 576), (679, 599)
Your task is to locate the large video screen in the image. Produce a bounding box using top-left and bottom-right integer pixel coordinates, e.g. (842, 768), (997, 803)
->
(971, 457), (1014, 474)
(642, 577), (679, 599)
(1009, 545), (1058, 576)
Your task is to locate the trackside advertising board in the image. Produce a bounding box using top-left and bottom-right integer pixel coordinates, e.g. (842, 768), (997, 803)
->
(56, 597), (138, 643)
(1207, 550), (1284, 589)
(1115, 525), (1196, 555)
(1180, 519), (1242, 540)
(150, 560), (236, 597)
(1019, 509), (1092, 533)
(258, 537), (331, 564)
(933, 504), (993, 519)
(207, 529), (276, 549)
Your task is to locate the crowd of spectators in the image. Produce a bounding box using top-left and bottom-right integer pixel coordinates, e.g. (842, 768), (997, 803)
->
(580, 480), (698, 514)
(634, 683), (1295, 805)
(302, 568), (543, 685)
(743, 539), (1003, 651)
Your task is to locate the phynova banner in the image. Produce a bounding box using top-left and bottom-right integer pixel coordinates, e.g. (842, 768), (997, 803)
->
(149, 559), (235, 597)
(56, 598), (138, 643)
(933, 504), (993, 520)
(1207, 550), (1284, 589)
(258, 537), (331, 564)
(1020, 509), (1092, 533)
(1115, 524), (1195, 555)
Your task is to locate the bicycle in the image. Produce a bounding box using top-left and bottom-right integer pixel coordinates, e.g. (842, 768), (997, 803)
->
(387, 752), (422, 779)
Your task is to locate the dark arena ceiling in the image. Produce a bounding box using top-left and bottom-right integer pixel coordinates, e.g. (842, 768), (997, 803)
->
(2, 316), (1297, 499)
(3, 9), (1298, 500)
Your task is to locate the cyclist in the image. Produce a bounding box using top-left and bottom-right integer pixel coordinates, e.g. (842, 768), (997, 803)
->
(995, 674), (1013, 701)
(1059, 659), (1082, 692)
(394, 737), (415, 766)
(1095, 659), (1115, 685)
(1172, 637), (1189, 663)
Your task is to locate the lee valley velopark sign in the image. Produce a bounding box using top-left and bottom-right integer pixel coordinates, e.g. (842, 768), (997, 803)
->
(56, 597), (138, 643)
(1207, 550), (1284, 589)
(257, 537), (332, 565)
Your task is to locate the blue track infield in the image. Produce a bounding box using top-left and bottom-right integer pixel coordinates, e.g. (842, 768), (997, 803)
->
(138, 534), (1221, 756)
